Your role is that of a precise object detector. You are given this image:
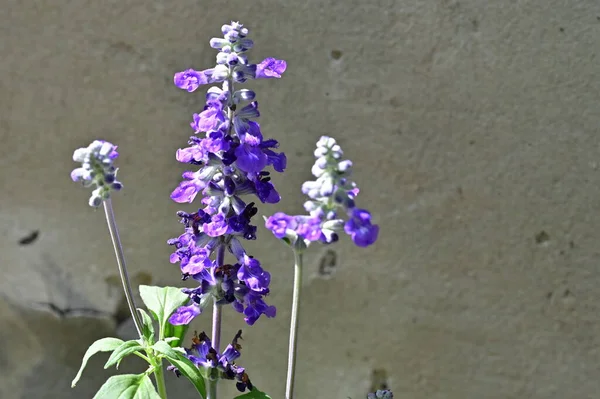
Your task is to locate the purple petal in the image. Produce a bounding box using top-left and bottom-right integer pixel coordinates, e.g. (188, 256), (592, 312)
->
(176, 145), (206, 163)
(203, 213), (229, 237)
(344, 209), (379, 247)
(192, 104), (226, 133)
(255, 180), (280, 204)
(169, 304), (200, 325)
(296, 216), (323, 242)
(174, 69), (208, 92)
(354, 224), (379, 247)
(265, 212), (295, 238)
(170, 179), (204, 203)
(235, 144), (268, 173)
(264, 150), (286, 173)
(256, 58), (287, 79)
(181, 252), (211, 275)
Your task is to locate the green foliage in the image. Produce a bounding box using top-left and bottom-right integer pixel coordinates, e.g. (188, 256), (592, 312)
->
(72, 337), (124, 387)
(163, 319), (190, 348)
(74, 286), (201, 399)
(138, 308), (155, 342)
(233, 387), (272, 399)
(152, 340), (207, 398)
(104, 340), (145, 370)
(139, 285), (189, 339)
(93, 374), (161, 399)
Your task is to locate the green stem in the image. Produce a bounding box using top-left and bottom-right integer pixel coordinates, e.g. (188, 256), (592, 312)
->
(208, 244), (225, 399)
(134, 352), (152, 363)
(285, 250), (303, 399)
(153, 358), (168, 399)
(102, 198), (144, 338)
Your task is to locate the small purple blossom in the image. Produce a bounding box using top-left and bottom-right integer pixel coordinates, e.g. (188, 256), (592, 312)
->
(191, 102), (227, 133)
(265, 212), (295, 238)
(237, 255), (271, 293)
(170, 171), (208, 203)
(178, 330), (253, 392)
(174, 69), (208, 92)
(256, 58), (287, 79)
(233, 288), (276, 326)
(168, 304), (201, 325)
(344, 208), (379, 247)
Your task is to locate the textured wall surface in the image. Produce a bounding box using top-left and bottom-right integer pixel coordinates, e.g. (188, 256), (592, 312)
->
(2, 0), (600, 398)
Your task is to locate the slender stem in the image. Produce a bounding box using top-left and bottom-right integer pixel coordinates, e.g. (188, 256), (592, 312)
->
(211, 299), (223, 355)
(102, 198), (143, 338)
(208, 244), (226, 399)
(285, 251), (303, 399)
(154, 358), (168, 399)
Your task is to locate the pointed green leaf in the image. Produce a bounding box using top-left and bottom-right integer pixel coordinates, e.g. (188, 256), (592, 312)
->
(92, 373), (161, 399)
(152, 340), (206, 398)
(104, 340), (145, 370)
(139, 285), (189, 336)
(233, 387), (272, 399)
(137, 308), (155, 342)
(72, 337), (124, 387)
(164, 320), (189, 348)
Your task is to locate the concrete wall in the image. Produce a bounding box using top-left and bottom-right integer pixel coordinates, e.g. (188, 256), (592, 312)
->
(1, 0), (600, 398)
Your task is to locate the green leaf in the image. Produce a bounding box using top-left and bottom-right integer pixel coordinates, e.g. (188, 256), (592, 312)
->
(164, 320), (190, 348)
(137, 308), (155, 343)
(152, 340), (206, 398)
(233, 387), (272, 399)
(139, 285), (189, 337)
(104, 340), (145, 370)
(93, 373), (161, 399)
(72, 337), (124, 387)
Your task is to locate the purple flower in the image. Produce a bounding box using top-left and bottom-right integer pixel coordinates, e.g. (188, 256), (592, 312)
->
(203, 213), (230, 237)
(169, 304), (201, 325)
(252, 177), (281, 203)
(237, 256), (270, 293)
(295, 215), (323, 242)
(191, 102), (227, 133)
(237, 290), (276, 326)
(174, 69), (209, 92)
(256, 58), (287, 79)
(344, 208), (379, 247)
(232, 287), (276, 326)
(170, 171), (208, 203)
(265, 212), (295, 238)
(176, 145), (207, 164)
(202, 130), (230, 153)
(187, 331), (218, 368)
(181, 249), (212, 275)
(235, 144), (268, 174)
(218, 331), (242, 366)
(183, 330), (253, 392)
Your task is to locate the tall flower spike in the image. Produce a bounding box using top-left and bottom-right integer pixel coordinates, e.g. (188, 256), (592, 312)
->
(71, 140), (123, 207)
(266, 136), (379, 248)
(169, 21), (286, 326)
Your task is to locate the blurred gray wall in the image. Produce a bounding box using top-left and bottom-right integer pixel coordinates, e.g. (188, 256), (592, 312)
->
(1, 0), (600, 398)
